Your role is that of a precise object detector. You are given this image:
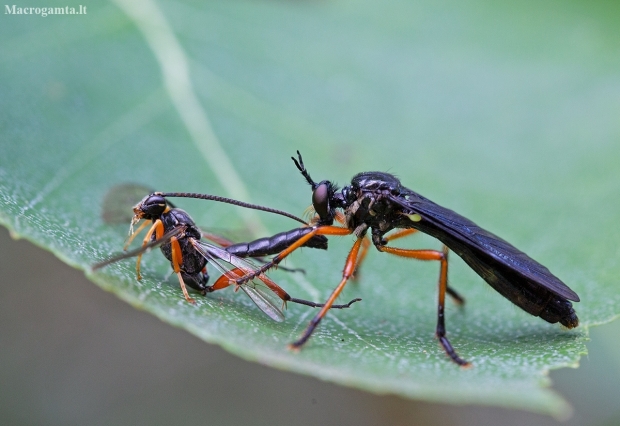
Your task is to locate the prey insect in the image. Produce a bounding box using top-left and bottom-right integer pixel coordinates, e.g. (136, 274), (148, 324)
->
(235, 152), (580, 366)
(93, 192), (360, 320)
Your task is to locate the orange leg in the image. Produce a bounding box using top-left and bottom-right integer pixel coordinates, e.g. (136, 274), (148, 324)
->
(210, 267), (361, 310)
(124, 219), (151, 250)
(289, 236), (365, 350)
(352, 229), (416, 282)
(384, 228), (418, 242)
(382, 228), (465, 305)
(169, 235), (196, 304)
(334, 211), (346, 225)
(135, 220), (164, 280)
(351, 237), (370, 281)
(235, 225), (353, 285)
(210, 267), (288, 300)
(379, 244), (470, 367)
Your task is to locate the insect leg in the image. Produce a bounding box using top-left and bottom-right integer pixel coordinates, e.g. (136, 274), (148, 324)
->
(201, 231), (286, 270)
(257, 272), (360, 309)
(224, 227), (329, 274)
(203, 228), (322, 274)
(351, 236), (370, 281)
(444, 285), (465, 305)
(378, 244), (470, 367)
(435, 246), (470, 367)
(288, 297), (361, 309)
(382, 229), (465, 305)
(256, 261), (305, 274)
(170, 235), (196, 304)
(210, 267), (361, 310)
(289, 236), (364, 350)
(234, 225), (353, 286)
(135, 220), (164, 280)
(124, 219), (151, 250)
(350, 230), (419, 281)
(384, 228), (418, 241)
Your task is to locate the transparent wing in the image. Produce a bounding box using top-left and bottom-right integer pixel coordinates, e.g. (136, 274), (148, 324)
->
(92, 226), (183, 270)
(190, 240), (285, 322)
(237, 284), (286, 323)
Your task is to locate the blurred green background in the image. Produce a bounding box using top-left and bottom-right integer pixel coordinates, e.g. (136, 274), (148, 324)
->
(2, 0), (620, 424)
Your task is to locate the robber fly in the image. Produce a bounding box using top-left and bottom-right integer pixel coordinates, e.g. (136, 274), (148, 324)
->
(234, 152), (580, 366)
(93, 192), (359, 320)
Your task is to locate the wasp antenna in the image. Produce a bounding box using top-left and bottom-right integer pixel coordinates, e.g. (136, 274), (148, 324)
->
(161, 192), (308, 225)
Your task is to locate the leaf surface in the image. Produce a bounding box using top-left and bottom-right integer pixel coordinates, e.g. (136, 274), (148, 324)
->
(2, 0), (619, 416)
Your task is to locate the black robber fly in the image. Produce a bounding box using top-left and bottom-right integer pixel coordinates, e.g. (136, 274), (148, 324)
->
(235, 152), (580, 366)
(93, 192), (359, 320)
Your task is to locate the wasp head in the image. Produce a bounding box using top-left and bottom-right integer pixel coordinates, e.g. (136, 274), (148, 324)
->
(132, 193), (168, 222)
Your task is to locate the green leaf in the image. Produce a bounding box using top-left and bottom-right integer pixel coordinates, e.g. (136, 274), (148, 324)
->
(2, 0), (619, 417)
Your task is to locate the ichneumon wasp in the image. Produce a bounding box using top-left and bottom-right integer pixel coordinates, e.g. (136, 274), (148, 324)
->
(234, 152), (580, 366)
(93, 192), (360, 321)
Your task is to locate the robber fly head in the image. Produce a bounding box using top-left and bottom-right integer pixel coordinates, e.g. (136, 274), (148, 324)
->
(291, 151), (343, 225)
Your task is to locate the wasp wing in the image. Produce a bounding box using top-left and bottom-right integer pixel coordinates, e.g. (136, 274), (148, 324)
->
(389, 189), (579, 302)
(235, 284), (286, 323)
(190, 240), (285, 322)
(92, 226), (184, 270)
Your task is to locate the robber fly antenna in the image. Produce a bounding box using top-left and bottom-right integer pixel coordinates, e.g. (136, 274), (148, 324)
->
(292, 150), (318, 190)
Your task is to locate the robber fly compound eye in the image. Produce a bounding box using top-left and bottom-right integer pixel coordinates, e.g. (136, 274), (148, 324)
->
(312, 182), (330, 220)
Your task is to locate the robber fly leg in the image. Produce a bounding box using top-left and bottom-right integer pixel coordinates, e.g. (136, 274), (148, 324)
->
(289, 236), (364, 350)
(377, 242), (470, 367)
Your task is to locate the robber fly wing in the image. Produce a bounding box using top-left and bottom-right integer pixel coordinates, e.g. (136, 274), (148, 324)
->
(390, 190), (579, 302)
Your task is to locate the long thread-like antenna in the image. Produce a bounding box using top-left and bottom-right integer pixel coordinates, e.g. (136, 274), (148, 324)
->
(159, 192), (307, 225)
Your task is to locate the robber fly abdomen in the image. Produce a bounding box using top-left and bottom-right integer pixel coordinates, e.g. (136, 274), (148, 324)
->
(225, 227), (328, 258)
